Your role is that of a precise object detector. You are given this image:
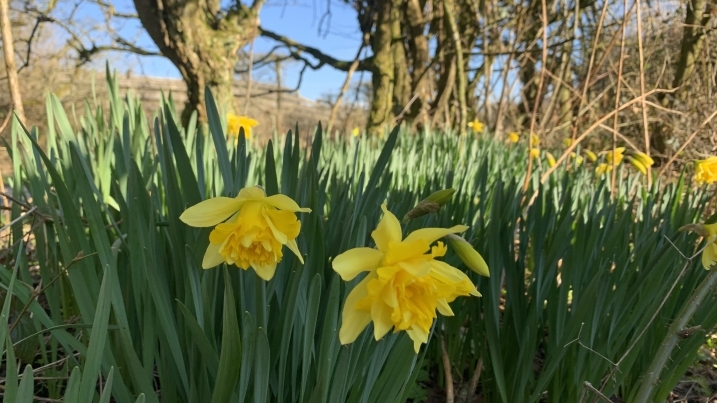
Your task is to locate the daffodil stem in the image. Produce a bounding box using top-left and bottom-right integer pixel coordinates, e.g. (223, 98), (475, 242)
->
(633, 267), (717, 402)
(255, 277), (267, 329)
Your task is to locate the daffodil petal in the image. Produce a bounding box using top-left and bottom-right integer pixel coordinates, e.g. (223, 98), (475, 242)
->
(371, 299), (393, 340)
(703, 243), (717, 270)
(406, 325), (429, 353)
(339, 274), (375, 345)
(261, 210), (289, 244)
(251, 262), (277, 280)
(265, 194), (311, 213)
(180, 197), (241, 227)
(332, 248), (383, 281)
(404, 225), (469, 245)
(237, 186), (266, 200)
(202, 243), (224, 269)
(436, 299), (454, 316)
(372, 203), (403, 251)
(286, 239), (304, 264)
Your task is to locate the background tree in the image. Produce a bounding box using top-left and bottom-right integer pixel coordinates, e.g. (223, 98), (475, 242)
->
(132, 0), (265, 123)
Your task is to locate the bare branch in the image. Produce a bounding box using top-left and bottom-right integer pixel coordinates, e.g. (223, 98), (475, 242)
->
(259, 26), (374, 72)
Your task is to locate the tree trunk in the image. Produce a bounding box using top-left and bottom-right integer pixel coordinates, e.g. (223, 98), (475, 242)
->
(405, 0), (431, 125)
(0, 0), (25, 125)
(392, 0), (411, 120)
(367, 0), (396, 135)
(444, 0), (467, 136)
(132, 0), (264, 124)
(652, 0), (712, 160)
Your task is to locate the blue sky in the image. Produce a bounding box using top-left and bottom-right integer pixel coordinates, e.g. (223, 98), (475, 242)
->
(105, 0), (364, 101)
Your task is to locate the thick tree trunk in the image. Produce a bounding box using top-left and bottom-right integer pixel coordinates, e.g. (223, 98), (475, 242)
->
(652, 0), (712, 160)
(392, 0), (411, 120)
(443, 0), (467, 136)
(133, 0), (264, 123)
(367, 0), (396, 135)
(405, 0), (430, 124)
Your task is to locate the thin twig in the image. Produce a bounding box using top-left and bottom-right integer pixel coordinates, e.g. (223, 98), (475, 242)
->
(657, 108), (717, 178)
(243, 38), (256, 116)
(635, 0), (652, 186)
(8, 251), (96, 334)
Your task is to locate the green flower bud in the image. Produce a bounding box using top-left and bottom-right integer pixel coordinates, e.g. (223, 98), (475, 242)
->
(445, 234), (490, 277)
(402, 188), (456, 222)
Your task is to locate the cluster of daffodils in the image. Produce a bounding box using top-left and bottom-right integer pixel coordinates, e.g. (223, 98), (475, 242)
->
(227, 113), (259, 142)
(180, 186), (489, 353)
(591, 147), (654, 176)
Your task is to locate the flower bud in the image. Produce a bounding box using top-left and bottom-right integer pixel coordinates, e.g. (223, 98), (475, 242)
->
(403, 188), (456, 222)
(445, 234), (490, 277)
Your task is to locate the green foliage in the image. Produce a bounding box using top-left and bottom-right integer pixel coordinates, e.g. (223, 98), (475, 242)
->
(0, 67), (715, 402)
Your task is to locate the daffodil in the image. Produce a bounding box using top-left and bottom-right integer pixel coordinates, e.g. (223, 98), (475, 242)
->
(604, 147), (625, 165)
(530, 148), (540, 159)
(584, 150), (598, 162)
(468, 119), (484, 133)
(531, 134), (540, 146)
(227, 113), (259, 140)
(570, 152), (584, 166)
(695, 156), (717, 185)
(180, 186), (311, 280)
(630, 151), (654, 167)
(508, 132), (519, 143)
(546, 152), (557, 167)
(333, 203), (480, 353)
(563, 138), (572, 147)
(679, 223), (717, 269)
(595, 163), (610, 175)
(352, 127), (360, 137)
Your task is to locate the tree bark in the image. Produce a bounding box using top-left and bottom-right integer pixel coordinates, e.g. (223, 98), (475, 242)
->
(0, 0), (26, 125)
(392, 0), (411, 119)
(132, 0), (264, 123)
(405, 0), (431, 124)
(367, 0), (396, 135)
(652, 0), (712, 160)
(443, 0), (467, 136)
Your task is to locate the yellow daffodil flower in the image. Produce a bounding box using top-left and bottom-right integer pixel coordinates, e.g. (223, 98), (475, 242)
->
(508, 132), (519, 143)
(695, 156), (717, 185)
(605, 147), (626, 165)
(531, 134), (540, 146)
(563, 138), (572, 147)
(227, 113), (259, 140)
(468, 119), (484, 133)
(584, 150), (598, 162)
(570, 152), (584, 166)
(630, 151), (654, 167)
(595, 163), (610, 175)
(180, 186), (311, 280)
(332, 203), (480, 353)
(352, 127), (360, 137)
(627, 157), (648, 175)
(530, 148), (540, 159)
(546, 152), (557, 167)
(679, 223), (717, 269)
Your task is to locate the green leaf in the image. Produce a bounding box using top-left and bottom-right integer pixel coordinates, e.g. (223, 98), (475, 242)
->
(211, 268), (242, 403)
(254, 327), (271, 403)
